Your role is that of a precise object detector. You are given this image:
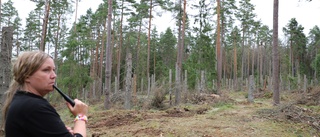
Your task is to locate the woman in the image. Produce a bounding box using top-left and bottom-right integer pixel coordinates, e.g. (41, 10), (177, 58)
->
(2, 51), (88, 137)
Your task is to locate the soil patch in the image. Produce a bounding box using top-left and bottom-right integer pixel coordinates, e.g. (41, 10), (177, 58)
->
(88, 111), (146, 128)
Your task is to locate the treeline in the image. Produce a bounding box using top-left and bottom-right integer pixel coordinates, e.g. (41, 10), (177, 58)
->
(0, 0), (320, 109)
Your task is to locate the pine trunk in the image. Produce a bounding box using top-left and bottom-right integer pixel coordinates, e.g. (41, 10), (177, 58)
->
(147, 0), (152, 80)
(116, 0), (125, 93)
(104, 0), (113, 109)
(272, 0), (280, 105)
(216, 0), (222, 94)
(233, 31), (238, 91)
(40, 0), (50, 51)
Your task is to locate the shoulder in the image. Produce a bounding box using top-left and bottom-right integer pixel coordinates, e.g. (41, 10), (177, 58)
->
(10, 91), (57, 116)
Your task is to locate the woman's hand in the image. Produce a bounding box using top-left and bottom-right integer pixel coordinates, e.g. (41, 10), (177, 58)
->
(67, 99), (88, 116)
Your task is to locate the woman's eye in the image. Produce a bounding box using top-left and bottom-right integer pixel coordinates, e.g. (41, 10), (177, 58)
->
(43, 69), (50, 72)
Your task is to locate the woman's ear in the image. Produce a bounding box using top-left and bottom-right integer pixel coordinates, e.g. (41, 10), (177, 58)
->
(25, 76), (31, 83)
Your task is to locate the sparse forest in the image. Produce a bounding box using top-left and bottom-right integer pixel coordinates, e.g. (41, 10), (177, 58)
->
(0, 0), (320, 136)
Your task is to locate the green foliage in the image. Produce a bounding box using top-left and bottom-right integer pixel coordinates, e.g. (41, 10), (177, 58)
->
(158, 28), (177, 70)
(5, 0), (320, 100)
(287, 75), (298, 89)
(57, 60), (92, 98)
(235, 0), (256, 30)
(1, 0), (18, 26)
(283, 18), (309, 76)
(312, 53), (320, 77)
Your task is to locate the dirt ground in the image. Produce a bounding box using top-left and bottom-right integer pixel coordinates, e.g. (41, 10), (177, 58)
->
(62, 87), (320, 137)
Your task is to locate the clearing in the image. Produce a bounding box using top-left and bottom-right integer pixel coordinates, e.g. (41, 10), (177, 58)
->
(59, 87), (320, 137)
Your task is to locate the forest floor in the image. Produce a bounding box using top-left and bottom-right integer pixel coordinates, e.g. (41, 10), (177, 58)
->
(58, 87), (320, 137)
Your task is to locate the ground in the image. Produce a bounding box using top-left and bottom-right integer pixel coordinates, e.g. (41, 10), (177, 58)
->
(59, 87), (320, 137)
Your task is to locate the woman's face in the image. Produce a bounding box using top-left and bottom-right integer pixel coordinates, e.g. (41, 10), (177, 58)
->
(24, 58), (56, 96)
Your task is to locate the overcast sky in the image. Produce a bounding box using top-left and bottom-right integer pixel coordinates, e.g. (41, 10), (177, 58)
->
(5, 0), (320, 38)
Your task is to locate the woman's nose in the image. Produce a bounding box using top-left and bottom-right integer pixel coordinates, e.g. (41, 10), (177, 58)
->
(51, 71), (57, 78)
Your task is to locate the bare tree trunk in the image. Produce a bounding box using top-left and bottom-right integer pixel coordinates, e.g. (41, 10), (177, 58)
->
(125, 53), (132, 109)
(15, 33), (20, 56)
(174, 0), (186, 106)
(40, 0), (50, 51)
(133, 74), (137, 106)
(98, 20), (106, 97)
(200, 70), (205, 93)
(247, 46), (250, 77)
(0, 27), (13, 101)
(216, 0), (222, 94)
(233, 31), (238, 91)
(116, 0), (125, 94)
(175, 63), (181, 105)
(252, 44), (255, 76)
(184, 70), (188, 90)
(290, 40), (294, 77)
(248, 75), (254, 103)
(181, 0), (186, 64)
(54, 14), (61, 60)
(175, 5), (182, 105)
(141, 78), (143, 94)
(0, 0), (2, 31)
(104, 0), (113, 109)
(147, 0), (152, 81)
(241, 30), (245, 85)
(260, 44), (263, 89)
(272, 0), (280, 105)
(298, 73), (301, 90)
(303, 74), (307, 93)
(147, 76), (150, 97)
(136, 18), (142, 89)
(221, 0), (225, 87)
(169, 69), (172, 106)
(0, 27), (13, 125)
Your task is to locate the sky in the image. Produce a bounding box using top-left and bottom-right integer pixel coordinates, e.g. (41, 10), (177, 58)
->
(4, 0), (320, 39)
(251, 0), (320, 38)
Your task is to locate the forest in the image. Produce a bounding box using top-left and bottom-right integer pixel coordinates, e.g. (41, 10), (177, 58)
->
(0, 0), (320, 136)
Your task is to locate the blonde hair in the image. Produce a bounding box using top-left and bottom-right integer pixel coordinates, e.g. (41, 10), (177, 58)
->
(1, 51), (51, 129)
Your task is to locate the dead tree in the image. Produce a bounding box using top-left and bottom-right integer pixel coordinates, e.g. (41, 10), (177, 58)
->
(0, 26), (13, 99)
(125, 53), (132, 109)
(0, 26), (13, 123)
(248, 75), (254, 103)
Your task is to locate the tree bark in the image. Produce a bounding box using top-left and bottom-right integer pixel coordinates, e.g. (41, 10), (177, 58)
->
(104, 0), (113, 109)
(233, 31), (238, 91)
(169, 69), (172, 106)
(216, 0), (222, 94)
(40, 0), (50, 51)
(116, 0), (125, 93)
(248, 75), (254, 103)
(0, 0), (2, 31)
(147, 0), (152, 81)
(272, 0), (280, 105)
(74, 0), (78, 32)
(0, 27), (13, 125)
(0, 26), (13, 102)
(98, 20), (107, 97)
(125, 53), (132, 109)
(175, 63), (181, 105)
(134, 17), (143, 94)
